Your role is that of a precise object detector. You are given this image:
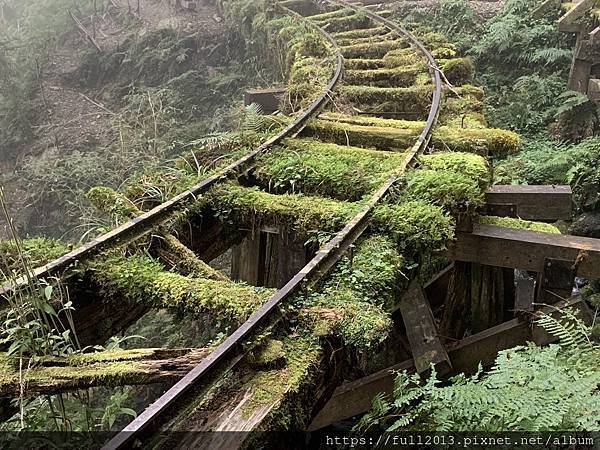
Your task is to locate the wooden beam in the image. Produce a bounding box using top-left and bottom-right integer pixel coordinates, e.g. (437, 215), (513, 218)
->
(309, 297), (590, 430)
(398, 283), (451, 374)
(514, 273), (535, 314)
(244, 87), (286, 114)
(446, 224), (600, 279)
(0, 348), (210, 397)
(558, 0), (596, 32)
(485, 185), (572, 221)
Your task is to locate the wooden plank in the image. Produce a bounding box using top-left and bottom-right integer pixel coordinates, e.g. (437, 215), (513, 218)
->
(309, 297), (590, 430)
(558, 0), (596, 31)
(231, 231), (262, 285)
(244, 87), (286, 114)
(398, 283), (451, 374)
(485, 185), (572, 221)
(514, 274), (535, 314)
(446, 224), (600, 279)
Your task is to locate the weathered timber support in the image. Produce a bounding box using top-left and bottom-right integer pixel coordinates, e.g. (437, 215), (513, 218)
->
(440, 262), (514, 339)
(0, 348), (210, 397)
(398, 282), (451, 374)
(244, 87), (286, 114)
(309, 296), (592, 430)
(232, 226), (308, 288)
(87, 187), (226, 281)
(484, 185), (572, 221)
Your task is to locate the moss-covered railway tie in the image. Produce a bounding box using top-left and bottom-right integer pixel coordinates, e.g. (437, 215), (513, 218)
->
(3, 0), (583, 447)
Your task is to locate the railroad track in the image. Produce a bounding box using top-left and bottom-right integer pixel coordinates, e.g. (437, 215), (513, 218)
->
(2, 0), (444, 446)
(98, 0), (442, 448)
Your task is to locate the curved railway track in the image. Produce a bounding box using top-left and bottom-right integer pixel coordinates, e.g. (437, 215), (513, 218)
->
(2, 0), (442, 447)
(101, 1), (442, 448)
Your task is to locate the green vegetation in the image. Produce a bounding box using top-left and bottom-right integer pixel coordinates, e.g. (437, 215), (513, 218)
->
(207, 182), (361, 235)
(254, 139), (407, 200)
(418, 152), (491, 189)
(358, 308), (599, 432)
(478, 215), (561, 234)
(301, 235), (403, 350)
(90, 254), (271, 324)
(495, 137), (600, 212)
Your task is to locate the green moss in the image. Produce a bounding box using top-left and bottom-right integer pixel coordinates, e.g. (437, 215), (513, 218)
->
(0, 237), (68, 276)
(344, 58), (386, 70)
(372, 201), (455, 253)
(308, 114), (520, 156)
(344, 66), (423, 88)
(477, 216), (561, 234)
(335, 30), (396, 47)
(404, 169), (485, 216)
(440, 57), (474, 86)
(332, 26), (388, 39)
(383, 48), (425, 68)
(300, 235), (403, 349)
(248, 339), (286, 368)
(90, 255), (271, 323)
(341, 39), (406, 59)
(418, 152), (491, 189)
(310, 13), (370, 33)
(254, 139), (407, 200)
(87, 186), (138, 222)
(207, 182), (361, 235)
(287, 55), (334, 110)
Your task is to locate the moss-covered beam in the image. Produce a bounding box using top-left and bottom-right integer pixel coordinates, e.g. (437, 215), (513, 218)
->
(206, 182), (361, 235)
(477, 216), (561, 234)
(345, 58), (386, 70)
(309, 114), (520, 156)
(0, 348), (210, 397)
(334, 31), (397, 47)
(344, 66), (424, 87)
(87, 186), (227, 281)
(341, 39), (407, 59)
(331, 25), (388, 39)
(154, 236), (405, 444)
(252, 139), (407, 200)
(87, 254), (271, 324)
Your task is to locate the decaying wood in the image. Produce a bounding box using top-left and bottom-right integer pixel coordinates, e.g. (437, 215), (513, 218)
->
(398, 282), (451, 374)
(309, 296), (591, 430)
(484, 185), (572, 221)
(446, 224), (600, 278)
(88, 188), (227, 281)
(0, 348), (210, 397)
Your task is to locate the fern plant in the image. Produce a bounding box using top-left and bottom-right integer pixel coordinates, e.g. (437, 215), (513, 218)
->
(357, 307), (600, 432)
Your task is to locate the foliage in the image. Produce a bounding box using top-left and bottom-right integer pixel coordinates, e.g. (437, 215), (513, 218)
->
(357, 308), (600, 432)
(494, 137), (600, 211)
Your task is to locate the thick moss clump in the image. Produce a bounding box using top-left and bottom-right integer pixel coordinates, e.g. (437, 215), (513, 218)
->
(345, 58), (386, 70)
(341, 85), (433, 115)
(287, 55), (335, 110)
(207, 182), (361, 235)
(341, 39), (406, 59)
(87, 186), (138, 222)
(310, 13), (370, 33)
(372, 201), (455, 253)
(418, 152), (491, 189)
(440, 57), (474, 86)
(301, 235), (403, 349)
(404, 170), (485, 216)
(383, 48), (424, 68)
(332, 26), (388, 39)
(344, 66), (423, 88)
(335, 30), (395, 47)
(0, 238), (68, 276)
(308, 115), (520, 156)
(254, 139), (407, 200)
(90, 255), (271, 323)
(478, 216), (561, 234)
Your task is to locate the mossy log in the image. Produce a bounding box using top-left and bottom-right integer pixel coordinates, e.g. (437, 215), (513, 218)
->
(341, 39), (408, 59)
(345, 58), (386, 70)
(334, 30), (396, 47)
(331, 25), (388, 39)
(206, 182), (361, 236)
(307, 114), (520, 156)
(253, 139), (408, 200)
(344, 66), (424, 87)
(0, 348), (210, 397)
(87, 186), (227, 281)
(88, 255), (272, 324)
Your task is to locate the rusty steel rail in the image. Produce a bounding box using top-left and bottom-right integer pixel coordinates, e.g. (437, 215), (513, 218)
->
(0, 8), (343, 300)
(101, 1), (443, 448)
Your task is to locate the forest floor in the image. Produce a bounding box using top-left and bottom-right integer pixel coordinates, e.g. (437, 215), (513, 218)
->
(390, 0), (505, 20)
(1, 1), (224, 239)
